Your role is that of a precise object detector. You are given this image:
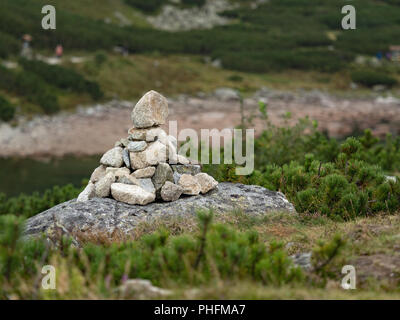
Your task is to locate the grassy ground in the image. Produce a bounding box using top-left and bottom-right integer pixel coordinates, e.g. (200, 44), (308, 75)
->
(70, 211), (400, 299)
(39, 0), (150, 27)
(8, 52), (394, 115)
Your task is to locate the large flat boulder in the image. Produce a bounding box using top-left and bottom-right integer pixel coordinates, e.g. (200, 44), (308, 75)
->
(23, 183), (295, 241)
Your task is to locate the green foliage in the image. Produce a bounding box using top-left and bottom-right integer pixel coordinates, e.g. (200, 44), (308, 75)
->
(312, 234), (346, 279)
(124, 0), (168, 13)
(351, 70), (398, 88)
(3, 211), (349, 299)
(19, 59), (103, 100)
(0, 66), (60, 114)
(0, 0), (398, 75)
(181, 0), (206, 7)
(204, 105), (400, 219)
(0, 184), (82, 218)
(0, 95), (16, 122)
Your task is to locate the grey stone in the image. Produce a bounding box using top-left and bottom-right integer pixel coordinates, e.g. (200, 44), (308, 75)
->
(24, 183), (296, 241)
(131, 90), (169, 128)
(290, 252), (312, 271)
(111, 183), (156, 205)
(100, 147), (124, 168)
(173, 171), (182, 184)
(116, 175), (139, 186)
(161, 181), (183, 202)
(214, 87), (239, 101)
(127, 141), (147, 152)
(152, 163), (174, 192)
(137, 178), (156, 194)
(171, 164), (201, 175)
(123, 148), (131, 168)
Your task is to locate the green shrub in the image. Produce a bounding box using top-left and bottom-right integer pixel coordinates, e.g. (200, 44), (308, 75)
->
(0, 184), (82, 218)
(124, 0), (168, 13)
(351, 70), (398, 88)
(0, 95), (15, 121)
(203, 105), (400, 219)
(0, 67), (60, 114)
(181, 0), (206, 7)
(19, 59), (103, 100)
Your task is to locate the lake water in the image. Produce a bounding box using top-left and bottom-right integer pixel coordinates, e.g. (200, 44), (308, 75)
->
(0, 156), (101, 197)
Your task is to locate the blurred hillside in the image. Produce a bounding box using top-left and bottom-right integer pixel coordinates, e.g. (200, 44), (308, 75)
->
(1, 0), (400, 120)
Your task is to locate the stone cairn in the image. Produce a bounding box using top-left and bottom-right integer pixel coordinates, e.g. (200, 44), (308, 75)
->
(77, 90), (218, 205)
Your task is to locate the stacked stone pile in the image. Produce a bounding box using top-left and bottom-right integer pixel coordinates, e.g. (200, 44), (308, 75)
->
(77, 90), (218, 205)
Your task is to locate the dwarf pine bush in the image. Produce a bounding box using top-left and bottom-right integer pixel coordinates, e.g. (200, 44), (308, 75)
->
(0, 184), (83, 218)
(0, 212), (320, 299)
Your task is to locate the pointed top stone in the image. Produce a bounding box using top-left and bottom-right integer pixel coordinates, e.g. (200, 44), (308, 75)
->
(131, 90), (169, 128)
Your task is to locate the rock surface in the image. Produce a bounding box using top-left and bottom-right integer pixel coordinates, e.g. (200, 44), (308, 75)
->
(24, 183), (296, 239)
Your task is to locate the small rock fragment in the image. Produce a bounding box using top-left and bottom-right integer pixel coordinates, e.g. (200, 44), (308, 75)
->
(173, 171), (181, 184)
(123, 148), (131, 168)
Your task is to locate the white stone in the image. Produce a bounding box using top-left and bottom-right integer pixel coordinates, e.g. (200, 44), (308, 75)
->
(195, 173), (218, 194)
(106, 167), (131, 178)
(100, 147), (124, 168)
(178, 174), (201, 195)
(129, 141), (167, 169)
(128, 127), (167, 142)
(131, 167), (156, 178)
(95, 172), (116, 198)
(77, 182), (96, 202)
(131, 90), (169, 128)
(111, 183), (156, 205)
(90, 165), (107, 183)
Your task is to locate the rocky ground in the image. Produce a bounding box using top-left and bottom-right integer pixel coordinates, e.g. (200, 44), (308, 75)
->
(1, 88), (400, 158)
(24, 183), (295, 243)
